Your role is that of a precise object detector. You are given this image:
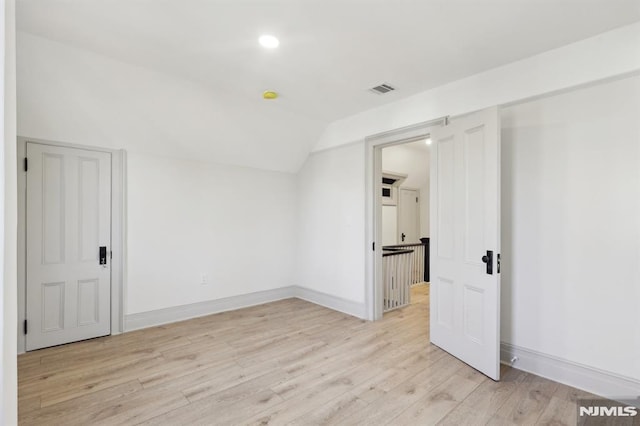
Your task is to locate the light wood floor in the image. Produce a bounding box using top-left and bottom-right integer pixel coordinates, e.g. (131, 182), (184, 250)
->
(19, 285), (592, 425)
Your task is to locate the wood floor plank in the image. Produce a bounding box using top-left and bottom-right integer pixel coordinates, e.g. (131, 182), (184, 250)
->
(338, 353), (468, 425)
(439, 365), (527, 425)
(181, 367), (291, 404)
(17, 285), (585, 425)
(489, 371), (559, 425)
(141, 388), (283, 425)
(535, 395), (577, 426)
(388, 373), (481, 424)
(244, 363), (385, 425)
(19, 380), (144, 425)
(137, 359), (241, 390)
(288, 392), (370, 425)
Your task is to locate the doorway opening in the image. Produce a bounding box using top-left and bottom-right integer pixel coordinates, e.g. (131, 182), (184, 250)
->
(364, 120), (438, 323)
(380, 140), (431, 313)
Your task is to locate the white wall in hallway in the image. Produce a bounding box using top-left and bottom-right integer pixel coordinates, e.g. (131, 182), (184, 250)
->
(381, 205), (397, 246)
(382, 142), (430, 239)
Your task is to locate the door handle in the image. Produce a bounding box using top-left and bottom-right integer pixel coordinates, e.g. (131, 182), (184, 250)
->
(401, 233), (406, 242)
(99, 246), (107, 265)
(481, 250), (493, 275)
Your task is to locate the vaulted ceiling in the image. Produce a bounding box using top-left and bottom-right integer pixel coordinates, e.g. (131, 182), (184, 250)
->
(16, 0), (640, 171)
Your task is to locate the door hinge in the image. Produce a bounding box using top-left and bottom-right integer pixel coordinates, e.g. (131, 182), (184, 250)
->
(372, 242), (375, 251)
(24, 157), (28, 172)
(497, 253), (501, 274)
(110, 250), (113, 259)
(24, 319), (28, 335)
(416, 197), (418, 203)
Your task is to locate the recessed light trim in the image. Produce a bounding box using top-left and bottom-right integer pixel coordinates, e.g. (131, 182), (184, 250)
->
(425, 138), (432, 145)
(259, 35), (279, 49)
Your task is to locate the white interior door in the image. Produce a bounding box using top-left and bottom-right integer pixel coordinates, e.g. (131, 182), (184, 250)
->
(398, 188), (420, 244)
(26, 142), (112, 351)
(429, 107), (501, 380)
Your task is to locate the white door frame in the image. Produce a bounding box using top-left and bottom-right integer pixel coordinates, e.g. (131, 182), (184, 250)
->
(17, 137), (126, 353)
(364, 120), (442, 320)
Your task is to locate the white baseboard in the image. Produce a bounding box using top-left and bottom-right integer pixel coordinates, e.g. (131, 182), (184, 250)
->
(501, 342), (640, 399)
(125, 286), (366, 332)
(125, 286), (296, 331)
(293, 286), (367, 319)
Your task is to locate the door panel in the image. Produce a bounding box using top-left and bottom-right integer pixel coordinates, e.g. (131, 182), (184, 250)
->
(42, 281), (65, 331)
(430, 107), (501, 380)
(42, 153), (65, 265)
(437, 137), (455, 259)
(79, 157), (101, 262)
(398, 188), (420, 243)
(26, 142), (112, 351)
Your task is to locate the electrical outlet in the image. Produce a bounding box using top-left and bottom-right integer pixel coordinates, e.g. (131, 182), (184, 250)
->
(200, 274), (208, 285)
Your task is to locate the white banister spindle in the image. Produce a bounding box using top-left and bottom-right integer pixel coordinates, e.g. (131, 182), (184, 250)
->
(382, 249), (413, 313)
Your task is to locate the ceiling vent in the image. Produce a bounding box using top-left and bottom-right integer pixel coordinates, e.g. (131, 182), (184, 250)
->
(369, 83), (396, 95)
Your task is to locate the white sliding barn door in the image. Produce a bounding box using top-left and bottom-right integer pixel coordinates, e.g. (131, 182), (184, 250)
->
(429, 107), (501, 380)
(26, 142), (112, 351)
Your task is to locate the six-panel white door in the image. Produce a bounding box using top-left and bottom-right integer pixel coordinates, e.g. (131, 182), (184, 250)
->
(26, 142), (112, 351)
(429, 107), (501, 380)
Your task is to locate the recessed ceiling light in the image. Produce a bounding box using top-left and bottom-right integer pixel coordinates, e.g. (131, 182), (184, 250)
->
(259, 35), (279, 49)
(425, 138), (432, 145)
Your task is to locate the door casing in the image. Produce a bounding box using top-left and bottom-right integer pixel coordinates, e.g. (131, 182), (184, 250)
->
(17, 137), (126, 353)
(365, 120), (440, 321)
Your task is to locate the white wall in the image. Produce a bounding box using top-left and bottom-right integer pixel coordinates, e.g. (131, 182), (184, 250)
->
(501, 74), (640, 382)
(382, 142), (430, 238)
(127, 153), (296, 314)
(17, 31), (298, 318)
(2, 0), (18, 424)
(295, 142), (365, 305)
(381, 205), (397, 246)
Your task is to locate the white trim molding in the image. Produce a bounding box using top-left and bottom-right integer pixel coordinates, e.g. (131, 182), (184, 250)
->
(293, 286), (367, 319)
(501, 342), (640, 399)
(125, 286), (296, 331)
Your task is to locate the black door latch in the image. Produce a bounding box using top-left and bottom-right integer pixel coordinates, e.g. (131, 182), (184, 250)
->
(481, 250), (493, 275)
